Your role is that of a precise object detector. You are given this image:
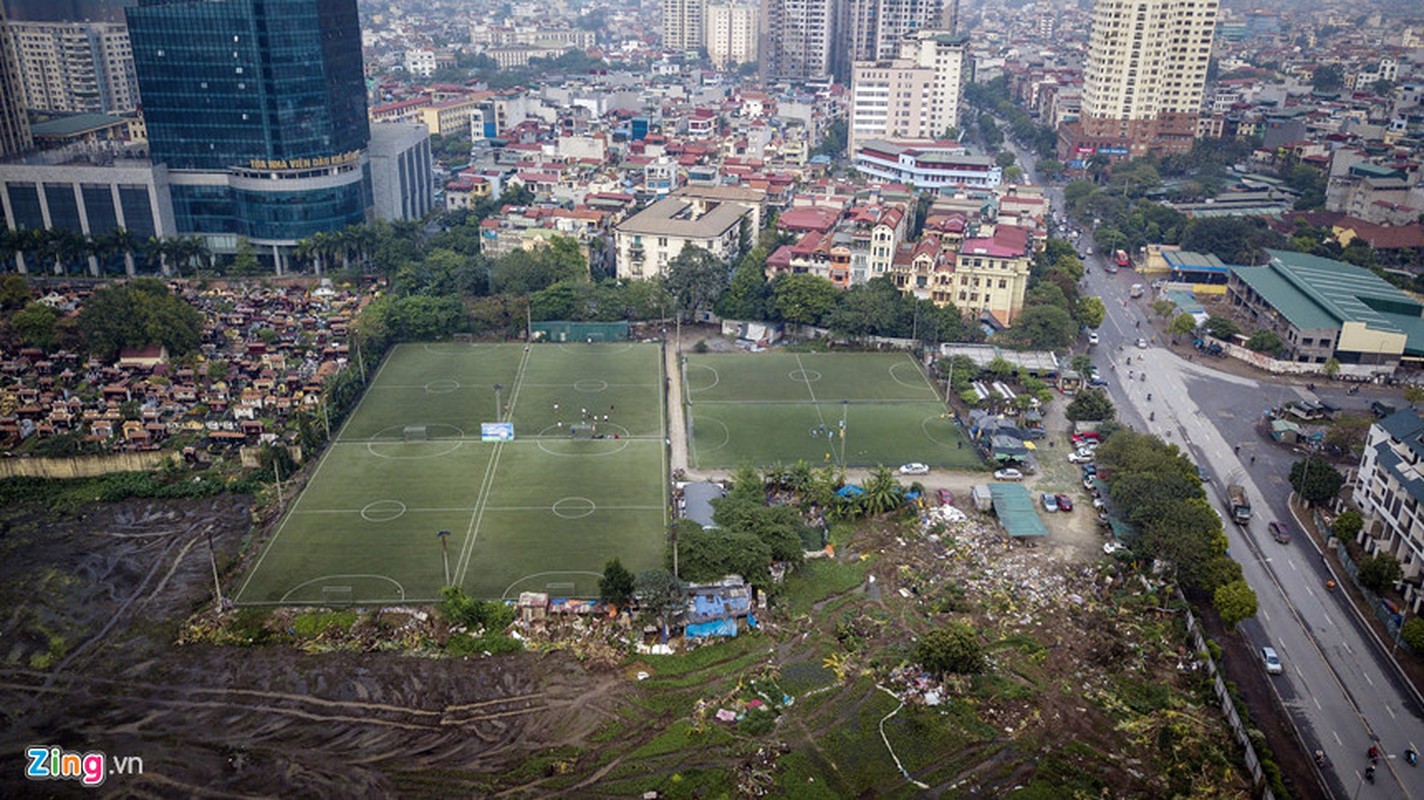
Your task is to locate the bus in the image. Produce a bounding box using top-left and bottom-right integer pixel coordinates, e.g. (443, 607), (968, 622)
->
(1114, 249), (1131, 269)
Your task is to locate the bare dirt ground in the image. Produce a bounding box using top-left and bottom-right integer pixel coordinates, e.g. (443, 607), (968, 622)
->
(0, 497), (626, 798)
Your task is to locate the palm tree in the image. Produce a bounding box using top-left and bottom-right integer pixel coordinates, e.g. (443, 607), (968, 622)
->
(862, 466), (905, 515)
(294, 236), (319, 274)
(142, 235), (169, 275)
(107, 227), (139, 276)
(0, 228), (22, 273)
(91, 230), (122, 276)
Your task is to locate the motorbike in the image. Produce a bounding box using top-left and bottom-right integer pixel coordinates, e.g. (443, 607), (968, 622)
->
(1147, 393), (1152, 402)
(1326, 579), (1337, 591)
(1366, 765), (1376, 783)
(1349, 386), (1361, 395)
(1149, 411), (1155, 421)
(1314, 750), (1327, 768)
(1141, 374), (1146, 382)
(1406, 747), (1418, 766)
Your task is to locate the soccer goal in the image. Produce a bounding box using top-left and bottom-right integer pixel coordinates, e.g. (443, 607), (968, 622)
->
(322, 585), (354, 606)
(403, 425), (428, 442)
(569, 423), (596, 439)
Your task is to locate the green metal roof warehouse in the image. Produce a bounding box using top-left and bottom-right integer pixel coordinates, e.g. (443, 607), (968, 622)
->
(988, 483), (1048, 538)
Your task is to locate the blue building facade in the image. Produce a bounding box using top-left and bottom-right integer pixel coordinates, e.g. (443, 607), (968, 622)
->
(126, 0), (372, 248)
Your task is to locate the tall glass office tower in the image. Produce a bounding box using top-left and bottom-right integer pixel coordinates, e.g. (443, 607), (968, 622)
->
(127, 0), (371, 250)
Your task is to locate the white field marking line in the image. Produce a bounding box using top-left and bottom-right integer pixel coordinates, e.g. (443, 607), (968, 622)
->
(234, 345), (397, 601)
(517, 382), (659, 388)
(289, 507), (477, 515)
(454, 343), (533, 586)
(659, 341), (670, 529)
(794, 353), (837, 465)
(333, 342), (397, 443)
(499, 570), (605, 601)
(483, 505), (667, 512)
(906, 351), (943, 398)
(279, 573), (406, 603)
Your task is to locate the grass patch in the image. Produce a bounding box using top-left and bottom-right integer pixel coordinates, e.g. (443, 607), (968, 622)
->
(289, 610), (358, 638)
(782, 558), (870, 617)
(779, 657), (836, 696)
(639, 633), (763, 678)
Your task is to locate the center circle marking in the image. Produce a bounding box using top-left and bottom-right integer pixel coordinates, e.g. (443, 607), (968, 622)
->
(361, 499), (407, 522)
(574, 379), (609, 392)
(425, 379), (460, 394)
(552, 497), (597, 519)
(789, 369), (822, 382)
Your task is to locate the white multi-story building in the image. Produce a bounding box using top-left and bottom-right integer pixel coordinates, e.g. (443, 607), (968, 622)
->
(9, 20), (138, 115)
(403, 48), (437, 78)
(0, 9), (32, 158)
(1354, 409), (1424, 613)
(849, 31), (968, 153)
(853, 140), (1000, 191)
(663, 0), (705, 52)
(614, 186), (764, 279)
(704, 3), (758, 69)
(1062, 0), (1218, 160)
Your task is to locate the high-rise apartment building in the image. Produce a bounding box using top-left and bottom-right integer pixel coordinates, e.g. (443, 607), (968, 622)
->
(1060, 0), (1218, 161)
(836, 0), (947, 83)
(763, 0), (836, 81)
(849, 31), (968, 153)
(704, 2), (757, 69)
(662, 0), (705, 52)
(126, 0), (372, 252)
(10, 21), (138, 114)
(0, 8), (33, 158)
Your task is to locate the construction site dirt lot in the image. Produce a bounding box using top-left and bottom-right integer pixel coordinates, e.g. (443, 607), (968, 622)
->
(0, 496), (627, 798)
(1, 491), (1295, 797)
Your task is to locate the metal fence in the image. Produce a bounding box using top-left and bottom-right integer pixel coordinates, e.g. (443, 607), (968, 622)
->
(1182, 597), (1275, 799)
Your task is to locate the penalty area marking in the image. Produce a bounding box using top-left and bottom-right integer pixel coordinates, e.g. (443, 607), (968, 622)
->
(551, 497), (597, 519)
(360, 499), (407, 522)
(500, 570), (605, 600)
(280, 574), (407, 603)
(691, 415), (730, 452)
(684, 363), (720, 393)
(920, 415), (962, 448)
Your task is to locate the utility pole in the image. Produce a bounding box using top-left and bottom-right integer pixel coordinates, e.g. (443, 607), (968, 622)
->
(273, 450), (284, 507)
(437, 530), (451, 586)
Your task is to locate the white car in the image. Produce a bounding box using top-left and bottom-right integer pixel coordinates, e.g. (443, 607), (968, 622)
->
(1262, 646), (1283, 675)
(899, 462), (930, 476)
(1087, 332), (1099, 345)
(1136, 338), (1148, 349)
(1068, 451), (1094, 464)
(993, 468), (1024, 481)
(1041, 493), (1059, 512)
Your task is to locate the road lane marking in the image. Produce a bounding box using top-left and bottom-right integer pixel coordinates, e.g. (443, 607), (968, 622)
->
(1334, 730), (1343, 745)
(1343, 642), (1354, 654)
(1364, 672), (1374, 687)
(1386, 705), (1396, 719)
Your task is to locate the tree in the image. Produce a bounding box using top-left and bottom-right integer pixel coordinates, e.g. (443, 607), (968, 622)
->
(1312, 63), (1344, 92)
(770, 273), (839, 326)
(599, 557), (636, 608)
(1403, 618), (1424, 653)
(1074, 296), (1105, 329)
(11, 302), (59, 349)
(1288, 456), (1345, 506)
(1213, 579), (1258, 628)
(995, 151), (1017, 169)
(1333, 509), (1363, 540)
(664, 246), (731, 321)
(1322, 357), (1341, 377)
(76, 279), (205, 360)
(1403, 385), (1424, 407)
(0, 274), (31, 309)
(1358, 552), (1403, 594)
(1035, 159), (1065, 179)
(1245, 329), (1285, 357)
(1324, 414), (1372, 455)
(1071, 354), (1094, 375)
(914, 623), (985, 676)
(1003, 165), (1024, 183)
(1169, 314), (1198, 340)
(1014, 304), (1077, 350)
(1066, 388), (1115, 422)
(1201, 315), (1239, 341)
(716, 246), (770, 321)
(861, 466), (905, 514)
(634, 569), (685, 640)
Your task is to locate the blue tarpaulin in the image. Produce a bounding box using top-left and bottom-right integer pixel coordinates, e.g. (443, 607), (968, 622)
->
(837, 485), (865, 498)
(691, 590), (750, 621)
(686, 618), (740, 638)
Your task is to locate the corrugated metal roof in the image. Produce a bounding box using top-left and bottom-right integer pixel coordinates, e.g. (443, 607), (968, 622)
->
(988, 483), (1048, 537)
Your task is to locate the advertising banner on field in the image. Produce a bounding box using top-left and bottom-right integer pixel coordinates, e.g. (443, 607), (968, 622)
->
(481, 422), (515, 442)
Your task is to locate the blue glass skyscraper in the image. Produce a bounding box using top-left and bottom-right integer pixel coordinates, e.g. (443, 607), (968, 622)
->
(127, 0), (371, 252)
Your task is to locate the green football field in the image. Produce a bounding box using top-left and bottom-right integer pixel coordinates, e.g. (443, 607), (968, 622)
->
(684, 352), (978, 469)
(235, 342), (668, 605)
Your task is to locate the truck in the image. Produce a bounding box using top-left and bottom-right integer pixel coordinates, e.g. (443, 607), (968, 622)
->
(1227, 484), (1252, 524)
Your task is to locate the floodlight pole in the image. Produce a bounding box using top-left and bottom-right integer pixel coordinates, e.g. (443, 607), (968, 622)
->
(494, 384), (504, 422)
(437, 530), (451, 586)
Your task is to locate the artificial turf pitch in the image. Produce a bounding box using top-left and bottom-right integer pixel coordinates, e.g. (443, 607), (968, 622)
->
(235, 342), (668, 605)
(683, 351), (978, 470)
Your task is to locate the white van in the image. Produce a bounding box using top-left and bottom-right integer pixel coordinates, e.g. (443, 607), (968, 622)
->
(1129, 283), (1144, 298)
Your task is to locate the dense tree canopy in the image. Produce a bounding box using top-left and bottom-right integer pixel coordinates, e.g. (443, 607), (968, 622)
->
(76, 279), (204, 360)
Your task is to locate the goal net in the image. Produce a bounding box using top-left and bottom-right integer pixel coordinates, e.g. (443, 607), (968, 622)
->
(404, 425), (427, 442)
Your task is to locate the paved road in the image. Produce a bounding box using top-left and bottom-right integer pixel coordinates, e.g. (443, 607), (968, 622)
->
(1073, 242), (1424, 798)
